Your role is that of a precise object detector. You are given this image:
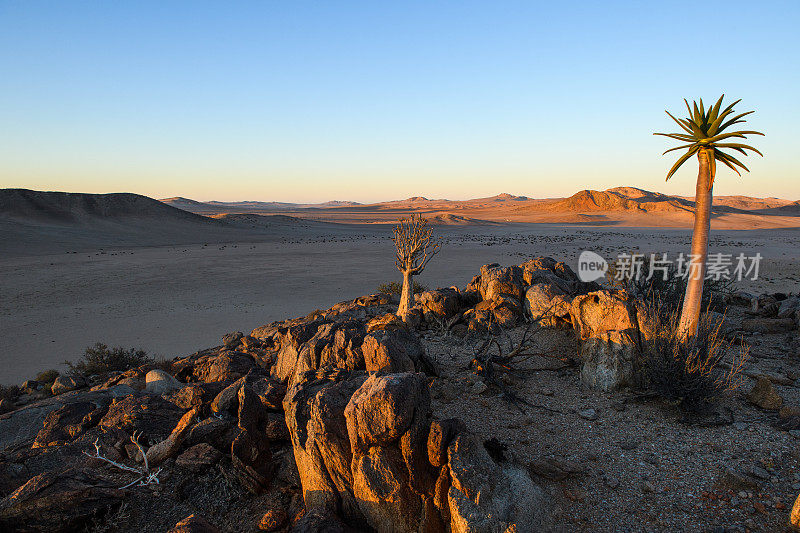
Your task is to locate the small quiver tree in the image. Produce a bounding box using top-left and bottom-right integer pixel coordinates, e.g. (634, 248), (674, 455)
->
(393, 214), (441, 321)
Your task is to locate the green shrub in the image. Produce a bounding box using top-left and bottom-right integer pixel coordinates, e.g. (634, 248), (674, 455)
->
(65, 343), (152, 378)
(378, 280), (429, 296)
(35, 369), (60, 384)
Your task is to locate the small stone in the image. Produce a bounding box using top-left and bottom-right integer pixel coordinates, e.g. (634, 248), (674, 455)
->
(610, 401), (626, 412)
(258, 509), (287, 531)
(749, 466), (770, 480)
(604, 476), (619, 489)
(747, 377), (783, 410)
(733, 422), (748, 430)
(619, 440), (639, 450)
(577, 408), (598, 421)
(790, 430), (800, 439)
(471, 381), (488, 395)
(642, 481), (656, 493)
(738, 491), (748, 498)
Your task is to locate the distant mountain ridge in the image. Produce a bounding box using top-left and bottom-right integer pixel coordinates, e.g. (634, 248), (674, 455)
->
(161, 187), (795, 216)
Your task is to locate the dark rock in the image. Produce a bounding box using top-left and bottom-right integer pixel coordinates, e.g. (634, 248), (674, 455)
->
(193, 351), (255, 383)
(747, 377), (783, 410)
(99, 394), (185, 443)
(0, 470), (124, 533)
(427, 418), (466, 468)
(176, 443), (223, 472)
(222, 331), (244, 349)
(33, 401), (106, 448)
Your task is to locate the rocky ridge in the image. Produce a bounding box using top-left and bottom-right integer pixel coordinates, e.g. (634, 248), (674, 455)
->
(2, 257), (800, 532)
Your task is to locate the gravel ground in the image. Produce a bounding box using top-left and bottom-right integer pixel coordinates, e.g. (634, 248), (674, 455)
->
(422, 305), (800, 532)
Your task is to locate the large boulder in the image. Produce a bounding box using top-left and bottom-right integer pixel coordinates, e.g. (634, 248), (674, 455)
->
(524, 283), (573, 327)
(50, 375), (86, 396)
(261, 316), (367, 386)
(284, 368), (370, 525)
(361, 328), (427, 374)
(446, 433), (547, 532)
(289, 321), (366, 386)
(478, 264), (524, 303)
(145, 370), (184, 395)
(418, 288), (461, 323)
(570, 290), (647, 391)
(98, 394), (185, 443)
(344, 372), (437, 532)
(519, 256), (589, 294)
(192, 351), (256, 383)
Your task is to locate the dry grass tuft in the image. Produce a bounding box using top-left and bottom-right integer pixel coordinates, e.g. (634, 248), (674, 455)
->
(642, 301), (748, 411)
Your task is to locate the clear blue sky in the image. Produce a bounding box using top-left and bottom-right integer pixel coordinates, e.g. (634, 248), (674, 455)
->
(1, 1), (798, 202)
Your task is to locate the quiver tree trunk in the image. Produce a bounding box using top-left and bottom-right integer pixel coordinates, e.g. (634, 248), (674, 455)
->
(398, 270), (414, 319)
(677, 148), (714, 341)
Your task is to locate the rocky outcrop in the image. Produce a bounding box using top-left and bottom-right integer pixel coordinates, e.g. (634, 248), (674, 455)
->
(447, 433), (547, 532)
(284, 367), (546, 532)
(570, 290), (648, 391)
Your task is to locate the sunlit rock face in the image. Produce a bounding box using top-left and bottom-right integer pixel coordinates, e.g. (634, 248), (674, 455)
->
(570, 289), (649, 392)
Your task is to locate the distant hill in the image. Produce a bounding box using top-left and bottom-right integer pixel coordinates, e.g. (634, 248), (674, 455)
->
(535, 188), (695, 214)
(2, 189), (211, 223)
(0, 189), (238, 255)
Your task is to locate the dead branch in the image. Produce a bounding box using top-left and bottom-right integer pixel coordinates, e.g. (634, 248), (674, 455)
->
(84, 431), (162, 489)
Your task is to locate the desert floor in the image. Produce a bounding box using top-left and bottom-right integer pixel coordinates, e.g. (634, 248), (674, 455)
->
(3, 223), (800, 385)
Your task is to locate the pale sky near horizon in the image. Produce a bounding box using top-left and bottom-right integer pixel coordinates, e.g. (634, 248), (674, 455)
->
(1, 1), (798, 203)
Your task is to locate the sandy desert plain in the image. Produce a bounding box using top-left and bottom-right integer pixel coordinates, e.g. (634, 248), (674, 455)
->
(3, 186), (800, 385)
(3, 186), (800, 532)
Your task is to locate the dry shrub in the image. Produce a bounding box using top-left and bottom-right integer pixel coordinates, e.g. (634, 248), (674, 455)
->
(65, 343), (153, 378)
(607, 255), (733, 314)
(642, 301), (748, 411)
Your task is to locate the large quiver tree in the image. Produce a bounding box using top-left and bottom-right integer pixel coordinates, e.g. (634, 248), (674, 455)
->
(654, 95), (763, 340)
(393, 214), (441, 320)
